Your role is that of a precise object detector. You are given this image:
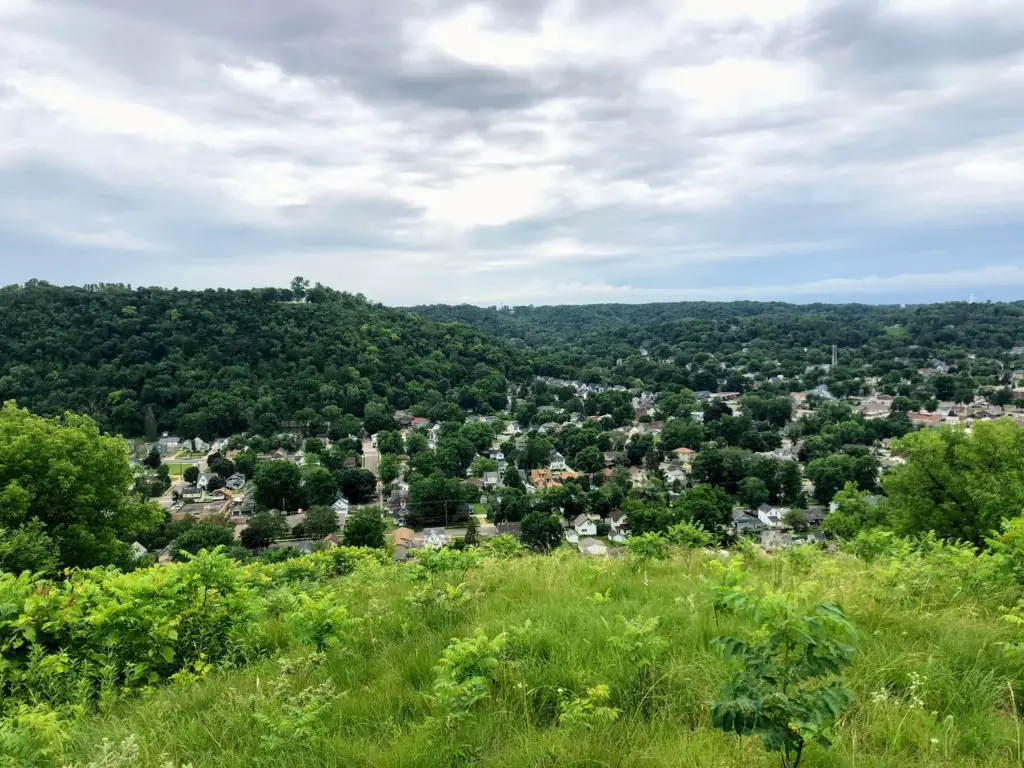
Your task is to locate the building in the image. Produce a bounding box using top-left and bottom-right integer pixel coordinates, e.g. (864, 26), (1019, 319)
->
(577, 538), (608, 557)
(225, 473), (246, 490)
(573, 513), (598, 537)
(424, 528), (448, 549)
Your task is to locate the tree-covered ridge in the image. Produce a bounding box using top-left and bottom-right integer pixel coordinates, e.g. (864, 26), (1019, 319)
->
(0, 281), (529, 437)
(411, 300), (1024, 396)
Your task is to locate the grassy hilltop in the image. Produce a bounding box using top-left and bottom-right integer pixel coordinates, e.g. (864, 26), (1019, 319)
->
(18, 537), (1024, 768)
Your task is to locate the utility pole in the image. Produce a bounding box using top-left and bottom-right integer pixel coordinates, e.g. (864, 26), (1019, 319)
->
(832, 344), (838, 368)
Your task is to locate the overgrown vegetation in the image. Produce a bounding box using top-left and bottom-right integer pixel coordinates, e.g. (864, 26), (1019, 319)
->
(1, 534), (1023, 767)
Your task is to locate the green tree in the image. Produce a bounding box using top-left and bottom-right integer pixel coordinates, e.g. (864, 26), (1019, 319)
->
(209, 456), (236, 478)
(805, 455), (857, 505)
(378, 453), (401, 485)
(304, 505), (341, 539)
(465, 514), (480, 546)
(490, 487), (531, 523)
(174, 522), (235, 559)
(820, 483), (887, 539)
(376, 431), (405, 455)
(303, 466), (339, 507)
(677, 485), (733, 532)
(337, 468), (377, 505)
(144, 447), (162, 469)
(470, 456), (499, 477)
(183, 465), (200, 484)
(406, 431), (429, 456)
(521, 511), (563, 551)
(738, 477), (769, 512)
(0, 401), (162, 569)
(240, 511), (289, 549)
(344, 508), (386, 549)
(234, 450), (257, 478)
(0, 519), (60, 577)
(574, 445), (605, 475)
(884, 419), (1024, 544)
(254, 460), (305, 511)
(660, 418), (705, 451)
(304, 437), (325, 455)
(522, 434), (554, 469)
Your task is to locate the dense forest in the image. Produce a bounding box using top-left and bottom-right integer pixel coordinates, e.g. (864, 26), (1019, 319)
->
(411, 300), (1024, 402)
(0, 281), (528, 438)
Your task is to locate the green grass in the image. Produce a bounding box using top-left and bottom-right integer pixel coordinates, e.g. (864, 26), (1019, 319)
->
(50, 546), (1024, 768)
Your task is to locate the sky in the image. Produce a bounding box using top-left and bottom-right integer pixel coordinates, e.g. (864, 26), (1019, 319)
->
(1, 0), (1023, 306)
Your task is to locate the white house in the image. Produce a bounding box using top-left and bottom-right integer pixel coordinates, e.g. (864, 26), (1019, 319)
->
(573, 513), (598, 537)
(225, 473), (246, 490)
(424, 528), (447, 549)
(192, 437), (209, 453)
(197, 472), (220, 490)
(130, 541), (148, 559)
(756, 503), (787, 529)
(482, 471), (501, 489)
(549, 452), (567, 471)
(332, 497), (351, 528)
(566, 530), (580, 544)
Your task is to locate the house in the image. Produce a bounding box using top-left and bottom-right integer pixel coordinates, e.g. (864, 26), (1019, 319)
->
(424, 528), (448, 549)
(482, 471), (501, 489)
(566, 530), (579, 544)
(410, 417), (431, 430)
(608, 510), (628, 536)
(731, 510), (766, 535)
(530, 469), (562, 491)
(153, 435), (181, 456)
(197, 472), (220, 490)
(603, 451), (623, 467)
(391, 527), (415, 548)
(804, 506), (827, 528)
(156, 546), (174, 565)
(495, 522), (522, 538)
(671, 447), (695, 466)
(577, 538), (608, 557)
(130, 541), (148, 559)
(756, 503), (785, 529)
(907, 411), (942, 427)
(573, 513), (598, 537)
(225, 473), (246, 490)
(549, 452), (567, 471)
(322, 533), (343, 548)
(628, 467), (649, 486)
(181, 485), (202, 502)
(191, 437), (209, 453)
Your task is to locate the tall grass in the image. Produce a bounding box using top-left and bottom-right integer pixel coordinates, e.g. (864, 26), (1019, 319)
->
(35, 544), (1024, 767)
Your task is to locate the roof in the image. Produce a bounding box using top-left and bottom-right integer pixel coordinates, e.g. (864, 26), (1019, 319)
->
(672, 447), (695, 455)
(495, 522), (521, 537)
(391, 527), (414, 546)
(610, 510), (627, 524)
(573, 513), (593, 527)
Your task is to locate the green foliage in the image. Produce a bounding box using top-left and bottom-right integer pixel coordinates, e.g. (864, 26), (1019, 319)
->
(520, 512), (563, 551)
(182, 465), (199, 484)
(677, 485), (734, 532)
(885, 419), (1024, 544)
(431, 628), (507, 727)
(254, 681), (341, 752)
(712, 594), (857, 767)
(557, 684), (621, 730)
(301, 466), (338, 507)
(0, 519), (59, 577)
(173, 522), (235, 559)
(301, 505), (341, 539)
(821, 482), (887, 539)
(253, 461), (304, 511)
(738, 477), (769, 511)
(343, 508), (386, 549)
(378, 453), (401, 485)
(0, 402), (162, 570)
(626, 532), (670, 572)
(283, 592), (358, 652)
(240, 512), (288, 549)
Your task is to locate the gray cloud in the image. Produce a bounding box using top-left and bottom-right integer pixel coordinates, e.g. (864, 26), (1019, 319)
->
(0, 0), (1022, 304)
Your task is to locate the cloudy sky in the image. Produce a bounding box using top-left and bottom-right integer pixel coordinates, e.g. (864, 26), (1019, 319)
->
(1, 0), (1022, 305)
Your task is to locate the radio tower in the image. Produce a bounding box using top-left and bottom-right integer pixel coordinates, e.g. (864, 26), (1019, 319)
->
(832, 344), (838, 368)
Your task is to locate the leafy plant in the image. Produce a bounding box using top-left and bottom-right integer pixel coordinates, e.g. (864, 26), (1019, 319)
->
(557, 684), (621, 729)
(431, 628), (507, 728)
(283, 591), (359, 653)
(711, 594), (857, 768)
(626, 533), (670, 573)
(254, 681), (341, 751)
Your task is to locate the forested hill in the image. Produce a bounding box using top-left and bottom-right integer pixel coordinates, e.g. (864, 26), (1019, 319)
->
(0, 281), (529, 438)
(409, 300), (1024, 343)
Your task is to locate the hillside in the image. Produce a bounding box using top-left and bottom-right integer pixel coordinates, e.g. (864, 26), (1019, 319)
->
(410, 301), (1024, 393)
(12, 538), (1024, 768)
(0, 281), (529, 438)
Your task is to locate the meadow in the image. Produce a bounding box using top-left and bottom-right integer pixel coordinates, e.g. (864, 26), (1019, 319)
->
(3, 532), (1021, 768)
